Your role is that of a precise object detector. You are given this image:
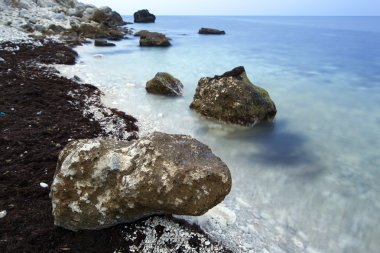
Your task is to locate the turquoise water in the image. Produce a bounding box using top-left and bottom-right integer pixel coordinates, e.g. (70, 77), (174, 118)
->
(56, 16), (380, 253)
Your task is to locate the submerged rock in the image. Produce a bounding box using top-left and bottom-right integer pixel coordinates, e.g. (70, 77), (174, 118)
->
(139, 31), (171, 47)
(134, 9), (156, 23)
(146, 72), (183, 96)
(190, 66), (277, 126)
(94, 39), (115, 47)
(50, 132), (231, 231)
(133, 29), (149, 37)
(199, 28), (226, 35)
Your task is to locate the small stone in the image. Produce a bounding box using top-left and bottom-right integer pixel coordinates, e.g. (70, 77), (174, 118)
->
(40, 182), (49, 188)
(0, 210), (7, 219)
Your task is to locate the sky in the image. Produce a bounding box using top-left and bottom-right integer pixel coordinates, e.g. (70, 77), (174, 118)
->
(81, 0), (380, 16)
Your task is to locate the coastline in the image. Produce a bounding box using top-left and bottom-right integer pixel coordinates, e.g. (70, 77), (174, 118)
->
(0, 3), (232, 253)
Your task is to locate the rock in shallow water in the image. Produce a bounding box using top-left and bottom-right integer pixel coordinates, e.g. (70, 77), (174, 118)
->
(139, 31), (171, 47)
(50, 132), (231, 231)
(146, 72), (184, 96)
(94, 39), (115, 47)
(190, 66), (277, 126)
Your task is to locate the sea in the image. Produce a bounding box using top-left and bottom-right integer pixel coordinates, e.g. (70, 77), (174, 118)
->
(55, 16), (380, 253)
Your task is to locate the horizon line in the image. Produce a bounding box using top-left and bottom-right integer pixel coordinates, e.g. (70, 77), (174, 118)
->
(121, 14), (380, 17)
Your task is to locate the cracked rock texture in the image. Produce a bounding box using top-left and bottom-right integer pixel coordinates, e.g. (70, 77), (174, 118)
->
(190, 66), (277, 126)
(50, 132), (231, 231)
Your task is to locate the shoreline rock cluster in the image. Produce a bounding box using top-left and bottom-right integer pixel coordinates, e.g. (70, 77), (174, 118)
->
(0, 2), (234, 251)
(145, 67), (277, 126)
(0, 0), (129, 44)
(1, 1), (277, 251)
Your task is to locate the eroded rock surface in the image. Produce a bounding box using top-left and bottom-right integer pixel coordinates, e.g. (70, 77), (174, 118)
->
(50, 132), (231, 231)
(190, 66), (277, 126)
(146, 72), (183, 96)
(134, 9), (156, 23)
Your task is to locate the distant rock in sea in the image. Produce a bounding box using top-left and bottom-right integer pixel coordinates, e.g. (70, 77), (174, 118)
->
(146, 72), (184, 96)
(138, 30), (171, 47)
(190, 66), (277, 126)
(134, 9), (156, 23)
(50, 132), (232, 231)
(199, 28), (226, 35)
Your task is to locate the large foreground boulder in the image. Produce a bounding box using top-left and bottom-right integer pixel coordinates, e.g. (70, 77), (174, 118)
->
(134, 9), (156, 23)
(50, 132), (231, 231)
(190, 66), (277, 126)
(139, 31), (171, 47)
(146, 72), (183, 96)
(199, 28), (226, 35)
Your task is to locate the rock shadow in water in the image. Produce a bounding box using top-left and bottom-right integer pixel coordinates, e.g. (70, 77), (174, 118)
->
(229, 120), (323, 173)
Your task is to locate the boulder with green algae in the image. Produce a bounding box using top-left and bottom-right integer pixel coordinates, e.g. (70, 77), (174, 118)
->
(190, 66), (277, 126)
(146, 72), (184, 96)
(50, 132), (231, 231)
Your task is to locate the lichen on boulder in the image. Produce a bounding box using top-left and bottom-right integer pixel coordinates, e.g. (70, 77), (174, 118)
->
(50, 132), (231, 231)
(146, 72), (184, 96)
(190, 66), (277, 126)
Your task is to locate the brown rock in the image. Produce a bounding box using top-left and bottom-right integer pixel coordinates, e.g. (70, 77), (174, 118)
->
(50, 132), (231, 231)
(199, 28), (226, 35)
(139, 31), (171, 47)
(190, 66), (277, 126)
(146, 72), (183, 96)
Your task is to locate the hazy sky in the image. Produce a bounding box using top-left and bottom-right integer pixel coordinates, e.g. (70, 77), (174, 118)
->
(81, 0), (380, 16)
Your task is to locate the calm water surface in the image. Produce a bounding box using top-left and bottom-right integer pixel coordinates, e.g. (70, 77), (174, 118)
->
(56, 16), (380, 253)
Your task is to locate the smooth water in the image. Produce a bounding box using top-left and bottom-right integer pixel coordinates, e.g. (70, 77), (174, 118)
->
(56, 16), (380, 253)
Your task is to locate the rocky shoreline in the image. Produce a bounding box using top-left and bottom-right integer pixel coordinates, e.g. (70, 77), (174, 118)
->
(0, 2), (233, 253)
(0, 36), (231, 253)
